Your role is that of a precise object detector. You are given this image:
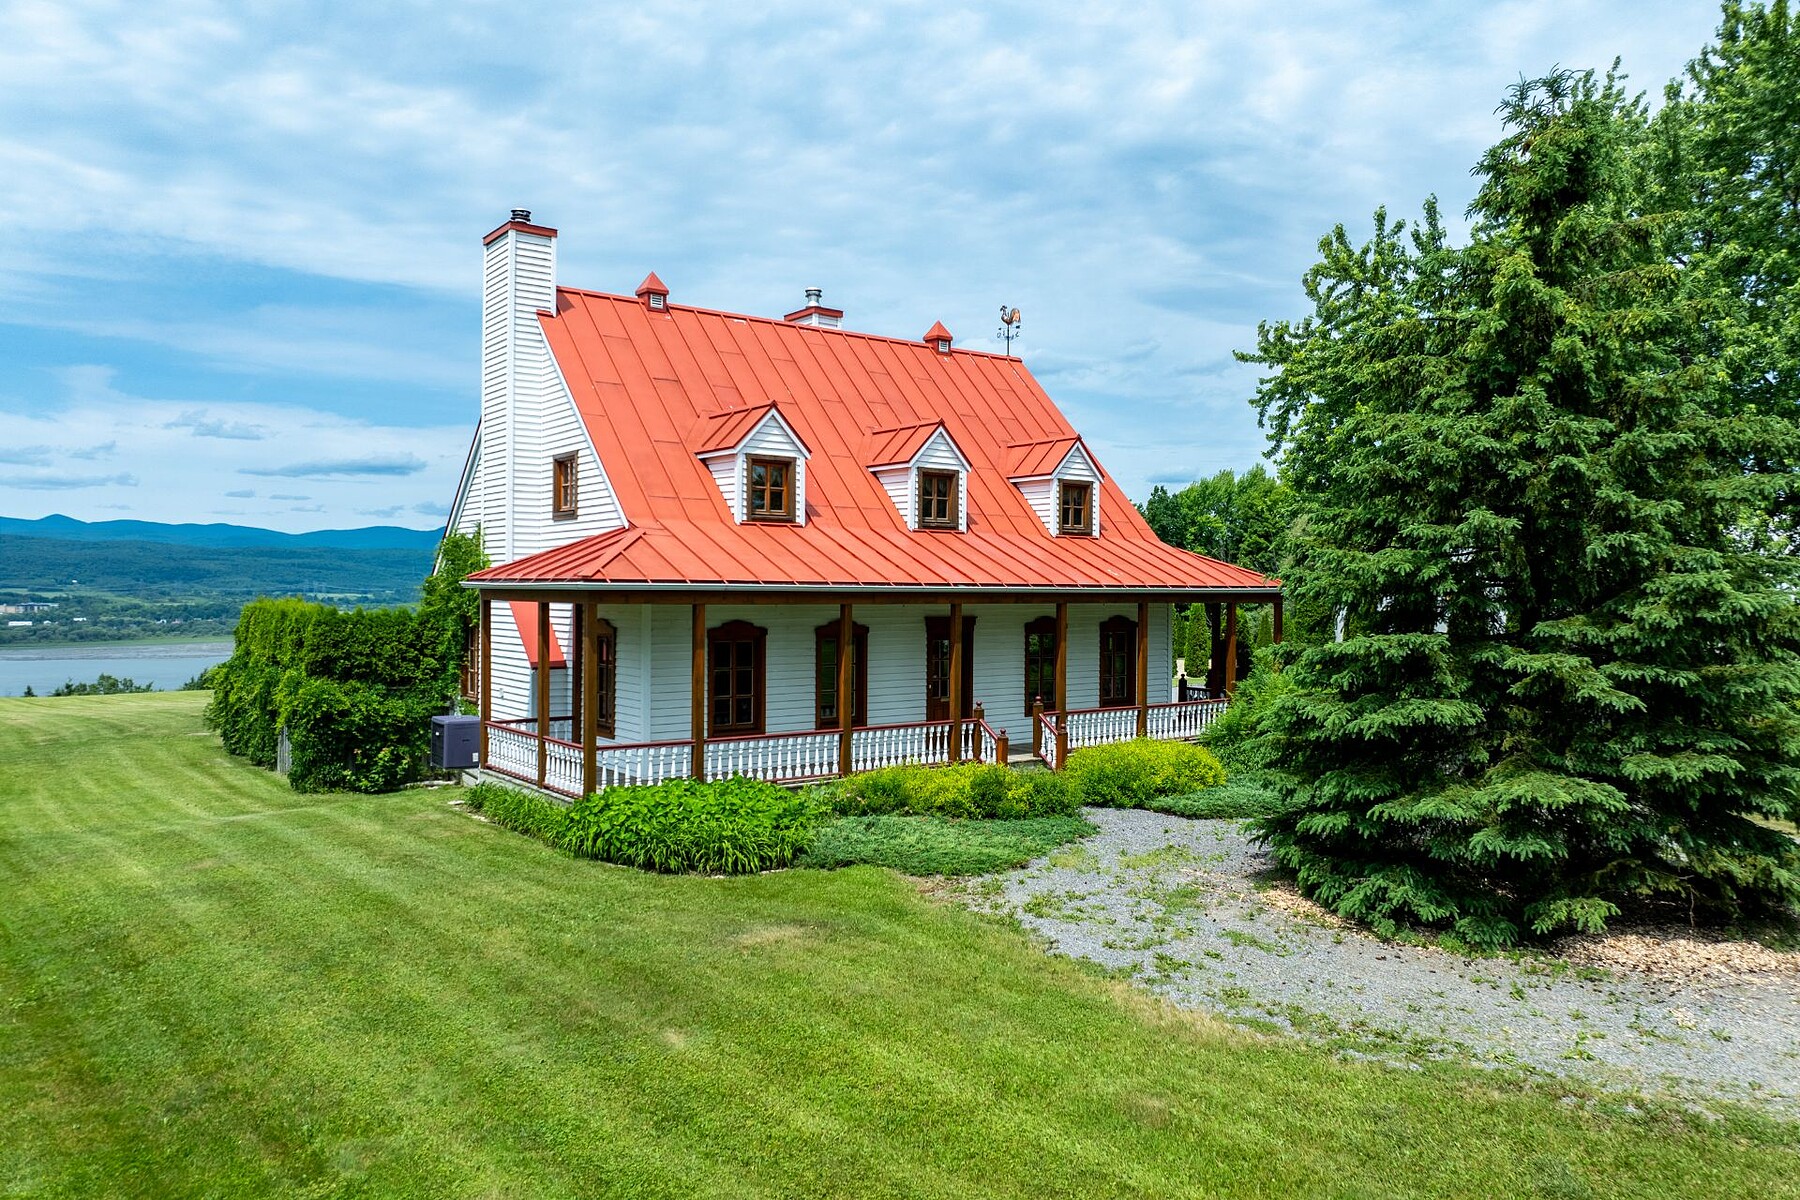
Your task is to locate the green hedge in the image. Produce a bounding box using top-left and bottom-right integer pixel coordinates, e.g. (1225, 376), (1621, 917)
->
(1063, 739), (1227, 808)
(203, 531), (486, 793)
(464, 778), (825, 874)
(829, 762), (1079, 819)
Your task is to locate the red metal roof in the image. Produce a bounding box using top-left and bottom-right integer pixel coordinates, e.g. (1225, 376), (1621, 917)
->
(470, 288), (1278, 594)
(1007, 436), (1083, 479)
(864, 421), (946, 468)
(508, 601), (567, 667)
(693, 404), (778, 454)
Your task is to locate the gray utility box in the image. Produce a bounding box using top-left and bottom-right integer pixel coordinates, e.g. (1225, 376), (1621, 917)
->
(430, 715), (482, 769)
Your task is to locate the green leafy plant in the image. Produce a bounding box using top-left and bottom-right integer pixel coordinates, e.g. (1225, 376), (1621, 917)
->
(1063, 739), (1226, 808)
(801, 814), (1094, 876)
(830, 762), (1079, 820)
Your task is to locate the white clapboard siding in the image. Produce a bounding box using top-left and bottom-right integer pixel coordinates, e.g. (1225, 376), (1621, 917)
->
(462, 224), (625, 569)
(486, 601), (572, 722)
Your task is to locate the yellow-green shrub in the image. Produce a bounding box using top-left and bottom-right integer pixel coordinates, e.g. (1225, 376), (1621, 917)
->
(1063, 739), (1226, 808)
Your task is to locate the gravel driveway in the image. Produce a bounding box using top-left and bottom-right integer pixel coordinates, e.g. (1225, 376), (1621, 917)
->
(964, 808), (1800, 1118)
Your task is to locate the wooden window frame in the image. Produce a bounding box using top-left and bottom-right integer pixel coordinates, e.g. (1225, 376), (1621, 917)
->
(459, 623), (481, 704)
(745, 455), (797, 523)
(1099, 614), (1137, 707)
(814, 621), (869, 729)
(552, 453), (579, 519)
(1058, 479), (1093, 536)
(1023, 615), (1057, 711)
(917, 469), (960, 530)
(707, 619), (767, 735)
(923, 614), (976, 720)
(592, 616), (618, 738)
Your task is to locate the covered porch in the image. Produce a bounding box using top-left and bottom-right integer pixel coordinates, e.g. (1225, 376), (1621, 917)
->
(469, 586), (1281, 800)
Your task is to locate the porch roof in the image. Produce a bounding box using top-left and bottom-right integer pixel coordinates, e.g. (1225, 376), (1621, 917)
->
(467, 518), (1276, 596)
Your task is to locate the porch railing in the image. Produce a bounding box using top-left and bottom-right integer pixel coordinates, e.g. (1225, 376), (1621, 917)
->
(1031, 697), (1229, 767)
(482, 712), (1010, 798)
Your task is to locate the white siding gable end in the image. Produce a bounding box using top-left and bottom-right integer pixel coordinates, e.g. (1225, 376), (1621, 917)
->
(870, 426), (972, 532)
(1015, 441), (1102, 537)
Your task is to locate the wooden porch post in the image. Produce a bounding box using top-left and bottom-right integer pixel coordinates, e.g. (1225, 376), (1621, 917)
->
(478, 594), (492, 768)
(1054, 601), (1069, 769)
(1135, 600), (1150, 737)
(1273, 597), (1284, 645)
(1031, 697), (1044, 758)
(947, 602), (964, 762)
(535, 601), (551, 788)
(691, 603), (706, 781)
(581, 598), (599, 798)
(569, 603), (584, 739)
(837, 602), (854, 778)
(1223, 602), (1239, 698)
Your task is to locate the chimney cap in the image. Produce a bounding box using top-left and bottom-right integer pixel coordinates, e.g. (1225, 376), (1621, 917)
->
(784, 286), (844, 325)
(510, 208), (531, 222)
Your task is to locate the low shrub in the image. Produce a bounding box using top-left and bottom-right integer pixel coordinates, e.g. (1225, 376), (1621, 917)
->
(466, 777), (825, 874)
(465, 781), (570, 844)
(801, 814), (1095, 876)
(1143, 773), (1285, 820)
(830, 762), (1079, 820)
(1063, 739), (1226, 809)
(563, 777), (824, 874)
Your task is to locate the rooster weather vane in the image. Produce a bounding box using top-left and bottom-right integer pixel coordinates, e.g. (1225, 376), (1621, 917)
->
(998, 305), (1022, 355)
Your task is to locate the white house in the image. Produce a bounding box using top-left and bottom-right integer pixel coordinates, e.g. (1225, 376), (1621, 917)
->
(450, 210), (1281, 797)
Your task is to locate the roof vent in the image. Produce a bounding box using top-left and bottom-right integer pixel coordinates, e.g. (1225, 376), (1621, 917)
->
(784, 287), (843, 328)
(636, 271), (670, 312)
(510, 208), (532, 223)
(924, 321), (953, 355)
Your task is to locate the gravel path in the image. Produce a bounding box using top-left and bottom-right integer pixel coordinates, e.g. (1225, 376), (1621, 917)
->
(964, 808), (1800, 1117)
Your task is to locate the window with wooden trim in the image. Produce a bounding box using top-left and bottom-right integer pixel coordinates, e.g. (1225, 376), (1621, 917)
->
(1023, 615), (1057, 710)
(552, 453), (579, 518)
(746, 456), (796, 522)
(1099, 615), (1137, 707)
(1058, 480), (1093, 535)
(459, 623), (481, 703)
(591, 617), (617, 737)
(923, 614), (976, 721)
(708, 620), (766, 734)
(917, 469), (959, 530)
(814, 621), (869, 729)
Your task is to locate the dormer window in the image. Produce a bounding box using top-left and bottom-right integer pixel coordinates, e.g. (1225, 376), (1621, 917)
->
(746, 455), (797, 522)
(918, 469), (960, 529)
(1058, 480), (1092, 535)
(648, 293), (665, 311)
(937, 339), (951, 353)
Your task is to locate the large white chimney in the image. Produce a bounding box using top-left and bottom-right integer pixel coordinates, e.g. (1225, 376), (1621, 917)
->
(480, 209), (557, 562)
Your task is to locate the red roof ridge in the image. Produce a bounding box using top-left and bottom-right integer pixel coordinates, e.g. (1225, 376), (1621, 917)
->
(549, 286), (1025, 360)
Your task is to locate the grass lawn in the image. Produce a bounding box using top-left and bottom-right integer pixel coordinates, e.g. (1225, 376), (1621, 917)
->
(2, 694), (1796, 1198)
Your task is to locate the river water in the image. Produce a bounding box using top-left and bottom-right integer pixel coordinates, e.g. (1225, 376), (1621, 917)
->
(0, 641), (234, 697)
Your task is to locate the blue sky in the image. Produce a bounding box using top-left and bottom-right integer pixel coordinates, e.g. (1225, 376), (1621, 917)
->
(0, 1), (1722, 533)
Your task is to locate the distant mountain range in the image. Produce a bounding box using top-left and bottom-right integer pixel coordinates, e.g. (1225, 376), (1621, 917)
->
(0, 514), (444, 552)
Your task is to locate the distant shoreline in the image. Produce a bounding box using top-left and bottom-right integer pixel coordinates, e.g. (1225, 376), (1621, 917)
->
(0, 636), (234, 653)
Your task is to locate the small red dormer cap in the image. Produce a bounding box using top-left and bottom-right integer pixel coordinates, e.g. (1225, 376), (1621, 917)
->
(923, 321), (953, 353)
(636, 272), (670, 312)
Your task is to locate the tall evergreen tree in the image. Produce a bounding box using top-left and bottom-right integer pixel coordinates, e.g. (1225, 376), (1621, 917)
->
(1245, 70), (1800, 947)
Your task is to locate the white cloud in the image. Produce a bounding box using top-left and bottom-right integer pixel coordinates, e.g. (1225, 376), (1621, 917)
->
(0, 368), (463, 531)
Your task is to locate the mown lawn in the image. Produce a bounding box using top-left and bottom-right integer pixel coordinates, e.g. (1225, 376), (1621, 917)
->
(2, 693), (1796, 1199)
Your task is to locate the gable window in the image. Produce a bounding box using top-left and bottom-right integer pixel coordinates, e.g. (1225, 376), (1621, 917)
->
(746, 456), (796, 522)
(1099, 615), (1137, 707)
(814, 621), (869, 729)
(1058, 480), (1092, 535)
(553, 453), (579, 518)
(917, 469), (959, 530)
(708, 620), (767, 734)
(1023, 615), (1057, 710)
(591, 617), (617, 738)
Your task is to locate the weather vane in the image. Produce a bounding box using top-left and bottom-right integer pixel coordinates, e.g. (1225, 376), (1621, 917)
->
(998, 305), (1022, 355)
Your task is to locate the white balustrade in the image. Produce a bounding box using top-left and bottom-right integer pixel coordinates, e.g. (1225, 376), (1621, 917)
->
(596, 741), (692, 790)
(483, 722), (538, 781)
(1145, 699), (1228, 740)
(543, 738), (583, 797)
(850, 721), (954, 771)
(706, 730), (840, 784)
